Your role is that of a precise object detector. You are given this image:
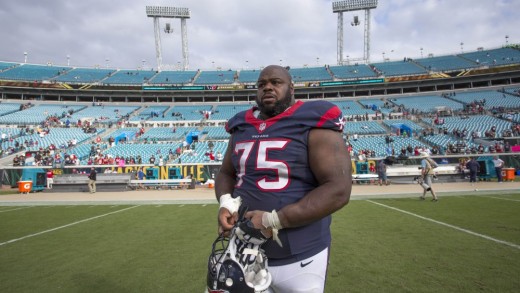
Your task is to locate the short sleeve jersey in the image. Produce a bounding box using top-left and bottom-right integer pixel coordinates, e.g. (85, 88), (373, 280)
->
(225, 100), (345, 265)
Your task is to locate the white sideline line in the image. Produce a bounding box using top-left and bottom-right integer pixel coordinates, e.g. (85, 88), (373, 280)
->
(478, 195), (520, 202)
(0, 206), (34, 213)
(366, 200), (520, 250)
(0, 206), (139, 247)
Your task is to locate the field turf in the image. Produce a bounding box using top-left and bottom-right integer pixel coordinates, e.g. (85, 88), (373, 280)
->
(0, 192), (519, 292)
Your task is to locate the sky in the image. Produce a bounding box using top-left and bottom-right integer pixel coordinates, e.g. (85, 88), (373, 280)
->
(0, 0), (518, 71)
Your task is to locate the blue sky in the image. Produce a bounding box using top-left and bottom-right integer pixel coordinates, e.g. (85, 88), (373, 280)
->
(0, 0), (518, 70)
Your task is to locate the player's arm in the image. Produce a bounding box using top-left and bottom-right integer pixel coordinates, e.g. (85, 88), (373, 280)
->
(274, 128), (351, 229)
(215, 135), (239, 234)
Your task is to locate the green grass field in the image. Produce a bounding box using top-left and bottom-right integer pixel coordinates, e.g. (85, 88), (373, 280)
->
(1, 192), (519, 293)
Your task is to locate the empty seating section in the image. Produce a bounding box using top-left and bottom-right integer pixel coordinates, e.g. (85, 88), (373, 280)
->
(238, 70), (261, 83)
(104, 70), (157, 85)
(102, 143), (180, 164)
(349, 136), (428, 157)
(448, 90), (520, 109)
(179, 141), (227, 164)
(129, 106), (170, 122)
(504, 87), (520, 96)
(290, 67), (332, 82)
(329, 65), (378, 79)
(421, 115), (511, 139)
(0, 104), (85, 125)
(0, 103), (22, 116)
(0, 62), (19, 71)
(108, 128), (141, 141)
(331, 100), (374, 116)
(344, 121), (387, 135)
(149, 71), (197, 84)
(155, 105), (213, 121)
(202, 127), (230, 140)
(421, 134), (482, 153)
(194, 70), (236, 85)
(382, 119), (424, 133)
(69, 143), (100, 162)
(371, 60), (427, 76)
(140, 127), (197, 141)
(1, 127), (103, 152)
(392, 95), (464, 113)
(415, 55), (477, 72)
(63, 105), (139, 124)
(0, 127), (25, 139)
(53, 68), (114, 83)
(0, 64), (71, 81)
(210, 104), (251, 121)
(459, 48), (520, 66)
(357, 99), (393, 114)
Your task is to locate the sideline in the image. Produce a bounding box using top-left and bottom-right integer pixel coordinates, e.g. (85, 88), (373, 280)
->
(0, 205), (139, 247)
(477, 195), (520, 202)
(0, 206), (34, 213)
(366, 200), (520, 250)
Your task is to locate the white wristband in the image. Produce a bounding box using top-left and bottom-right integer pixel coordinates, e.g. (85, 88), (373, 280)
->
(262, 210), (283, 247)
(219, 193), (241, 214)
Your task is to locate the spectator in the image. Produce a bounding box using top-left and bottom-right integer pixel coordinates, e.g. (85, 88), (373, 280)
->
(492, 156), (505, 183)
(137, 168), (145, 189)
(377, 159), (388, 186)
(419, 152), (439, 202)
(88, 167), (97, 193)
(46, 169), (54, 189)
(466, 157), (480, 185)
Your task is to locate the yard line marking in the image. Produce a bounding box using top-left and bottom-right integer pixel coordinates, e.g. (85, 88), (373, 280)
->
(478, 195), (520, 202)
(366, 200), (520, 250)
(0, 206), (139, 247)
(0, 206), (34, 213)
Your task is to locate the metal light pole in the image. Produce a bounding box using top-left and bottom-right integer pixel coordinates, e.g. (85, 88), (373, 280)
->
(332, 0), (378, 65)
(146, 6), (191, 71)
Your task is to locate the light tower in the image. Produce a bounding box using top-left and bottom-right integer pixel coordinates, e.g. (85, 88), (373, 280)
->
(146, 6), (191, 71)
(332, 0), (378, 65)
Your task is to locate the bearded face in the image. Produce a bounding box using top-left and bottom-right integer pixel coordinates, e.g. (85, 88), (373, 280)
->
(256, 86), (293, 118)
(255, 65), (294, 119)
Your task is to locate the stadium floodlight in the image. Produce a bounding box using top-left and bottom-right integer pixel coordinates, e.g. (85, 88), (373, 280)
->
(146, 6), (191, 72)
(332, 0), (378, 12)
(24, 52), (28, 63)
(332, 0), (378, 65)
(146, 6), (190, 18)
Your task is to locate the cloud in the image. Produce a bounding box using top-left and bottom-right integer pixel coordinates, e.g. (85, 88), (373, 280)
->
(0, 0), (518, 70)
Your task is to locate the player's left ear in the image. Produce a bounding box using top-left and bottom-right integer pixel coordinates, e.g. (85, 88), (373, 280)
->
(290, 82), (295, 94)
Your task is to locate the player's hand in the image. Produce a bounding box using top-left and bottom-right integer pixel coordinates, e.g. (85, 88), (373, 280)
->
(218, 207), (237, 236)
(244, 210), (273, 239)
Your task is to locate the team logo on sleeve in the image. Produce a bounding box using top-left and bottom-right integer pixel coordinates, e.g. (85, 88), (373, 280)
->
(335, 117), (346, 131)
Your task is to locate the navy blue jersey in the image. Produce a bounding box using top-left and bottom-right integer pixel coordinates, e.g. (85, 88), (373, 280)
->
(225, 100), (345, 265)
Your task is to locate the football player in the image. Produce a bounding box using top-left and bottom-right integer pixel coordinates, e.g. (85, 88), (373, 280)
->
(214, 65), (352, 292)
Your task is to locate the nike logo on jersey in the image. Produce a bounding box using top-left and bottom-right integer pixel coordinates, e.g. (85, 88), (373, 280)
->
(300, 260), (313, 268)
